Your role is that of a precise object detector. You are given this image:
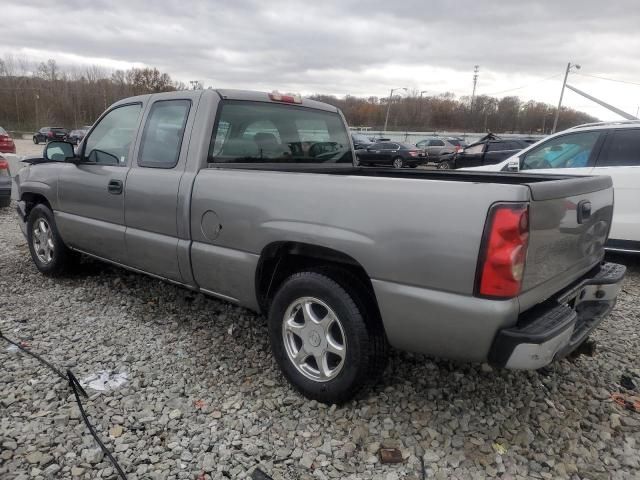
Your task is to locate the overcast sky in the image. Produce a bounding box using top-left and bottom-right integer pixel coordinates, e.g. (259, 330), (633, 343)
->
(2, 0), (640, 120)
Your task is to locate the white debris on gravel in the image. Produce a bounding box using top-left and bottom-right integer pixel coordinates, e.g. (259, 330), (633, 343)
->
(80, 371), (129, 392)
(1, 204), (639, 480)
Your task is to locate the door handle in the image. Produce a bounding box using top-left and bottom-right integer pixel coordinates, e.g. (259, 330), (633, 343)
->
(108, 179), (123, 195)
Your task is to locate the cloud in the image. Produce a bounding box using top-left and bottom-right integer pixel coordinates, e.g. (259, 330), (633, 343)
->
(2, 0), (640, 119)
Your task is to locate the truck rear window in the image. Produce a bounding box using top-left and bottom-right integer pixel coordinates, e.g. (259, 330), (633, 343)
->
(208, 101), (352, 165)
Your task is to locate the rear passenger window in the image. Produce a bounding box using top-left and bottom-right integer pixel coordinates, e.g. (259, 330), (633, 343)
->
(598, 129), (640, 167)
(138, 100), (191, 169)
(429, 140), (445, 146)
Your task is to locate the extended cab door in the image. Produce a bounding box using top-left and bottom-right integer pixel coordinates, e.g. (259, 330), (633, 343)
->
(56, 103), (143, 262)
(592, 128), (640, 247)
(124, 95), (197, 281)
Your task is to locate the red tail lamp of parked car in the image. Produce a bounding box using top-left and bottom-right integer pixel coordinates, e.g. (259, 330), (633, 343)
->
(0, 158), (10, 176)
(476, 202), (530, 298)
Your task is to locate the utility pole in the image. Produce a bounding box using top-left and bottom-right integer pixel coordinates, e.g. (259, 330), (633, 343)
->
(383, 87), (407, 132)
(552, 62), (580, 133)
(471, 65), (479, 111)
(35, 93), (39, 129)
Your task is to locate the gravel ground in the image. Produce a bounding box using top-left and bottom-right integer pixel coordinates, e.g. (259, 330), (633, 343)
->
(1, 205), (639, 480)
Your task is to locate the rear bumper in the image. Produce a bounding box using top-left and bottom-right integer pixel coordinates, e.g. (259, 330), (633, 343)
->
(489, 262), (626, 369)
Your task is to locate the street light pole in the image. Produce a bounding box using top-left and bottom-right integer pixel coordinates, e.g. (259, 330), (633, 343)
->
(552, 62), (580, 133)
(418, 90), (428, 128)
(383, 87), (407, 132)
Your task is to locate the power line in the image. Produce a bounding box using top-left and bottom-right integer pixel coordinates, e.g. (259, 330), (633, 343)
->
(483, 73), (562, 96)
(575, 72), (640, 87)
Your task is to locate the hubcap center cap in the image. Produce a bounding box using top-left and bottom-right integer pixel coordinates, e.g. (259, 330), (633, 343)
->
(308, 330), (322, 347)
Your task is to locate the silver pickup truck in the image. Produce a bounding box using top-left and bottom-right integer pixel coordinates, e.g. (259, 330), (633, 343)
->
(14, 89), (625, 403)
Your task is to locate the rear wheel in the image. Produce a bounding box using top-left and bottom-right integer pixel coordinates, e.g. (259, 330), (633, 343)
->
(392, 157), (404, 169)
(438, 160), (452, 169)
(33, 136), (39, 144)
(268, 269), (388, 403)
(27, 204), (78, 276)
(0, 197), (10, 208)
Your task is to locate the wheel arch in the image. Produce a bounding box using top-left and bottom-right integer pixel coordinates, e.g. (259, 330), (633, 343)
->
(21, 191), (53, 215)
(255, 241), (381, 319)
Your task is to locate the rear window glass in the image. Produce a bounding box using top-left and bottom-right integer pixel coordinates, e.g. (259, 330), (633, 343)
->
(0, 127), (7, 135)
(447, 139), (462, 146)
(209, 101), (352, 164)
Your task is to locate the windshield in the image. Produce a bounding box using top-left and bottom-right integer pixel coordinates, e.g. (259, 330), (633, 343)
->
(0, 127), (7, 135)
(209, 101), (352, 164)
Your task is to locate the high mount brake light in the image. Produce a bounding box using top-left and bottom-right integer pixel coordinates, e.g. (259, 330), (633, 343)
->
(269, 91), (302, 104)
(476, 203), (529, 299)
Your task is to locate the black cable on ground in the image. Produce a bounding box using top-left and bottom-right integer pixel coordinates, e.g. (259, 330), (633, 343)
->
(1, 328), (66, 381)
(0, 328), (128, 479)
(67, 369), (128, 480)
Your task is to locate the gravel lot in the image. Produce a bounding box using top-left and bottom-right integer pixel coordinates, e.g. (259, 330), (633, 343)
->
(1, 204), (639, 480)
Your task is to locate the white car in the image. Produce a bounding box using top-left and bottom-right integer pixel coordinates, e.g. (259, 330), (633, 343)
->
(464, 121), (640, 253)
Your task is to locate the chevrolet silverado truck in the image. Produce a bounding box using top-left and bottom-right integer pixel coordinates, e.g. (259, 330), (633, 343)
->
(13, 89), (625, 403)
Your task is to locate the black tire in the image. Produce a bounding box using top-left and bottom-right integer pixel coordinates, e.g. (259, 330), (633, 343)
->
(26, 204), (78, 276)
(437, 160), (452, 169)
(268, 269), (388, 403)
(392, 157), (404, 169)
(0, 197), (10, 208)
(33, 136), (39, 145)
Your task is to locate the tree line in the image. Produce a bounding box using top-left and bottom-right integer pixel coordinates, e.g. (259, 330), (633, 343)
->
(0, 55), (598, 133)
(310, 91), (598, 134)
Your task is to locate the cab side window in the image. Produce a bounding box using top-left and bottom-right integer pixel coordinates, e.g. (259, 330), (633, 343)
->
(83, 104), (142, 166)
(598, 129), (640, 167)
(521, 131), (601, 170)
(138, 100), (191, 168)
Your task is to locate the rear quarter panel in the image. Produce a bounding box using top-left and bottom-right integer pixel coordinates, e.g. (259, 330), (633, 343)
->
(189, 169), (531, 303)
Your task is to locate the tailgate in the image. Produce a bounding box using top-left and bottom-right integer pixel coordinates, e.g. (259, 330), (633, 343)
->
(519, 175), (613, 309)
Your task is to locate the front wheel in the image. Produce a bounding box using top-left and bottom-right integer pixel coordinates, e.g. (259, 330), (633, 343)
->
(392, 157), (404, 169)
(268, 270), (388, 403)
(437, 160), (452, 169)
(27, 204), (78, 276)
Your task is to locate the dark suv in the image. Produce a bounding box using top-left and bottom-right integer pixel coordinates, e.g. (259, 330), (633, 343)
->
(439, 134), (530, 169)
(356, 141), (427, 168)
(33, 127), (68, 144)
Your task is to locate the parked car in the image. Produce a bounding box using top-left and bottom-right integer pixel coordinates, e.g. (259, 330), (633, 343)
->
(13, 89), (624, 403)
(439, 134), (530, 169)
(67, 128), (90, 145)
(0, 127), (16, 154)
(351, 133), (374, 150)
(356, 141), (428, 168)
(33, 127), (68, 144)
(0, 155), (11, 207)
(463, 120), (640, 253)
(415, 136), (465, 163)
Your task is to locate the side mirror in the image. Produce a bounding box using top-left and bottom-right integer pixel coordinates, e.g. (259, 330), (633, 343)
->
(44, 141), (77, 162)
(506, 159), (520, 172)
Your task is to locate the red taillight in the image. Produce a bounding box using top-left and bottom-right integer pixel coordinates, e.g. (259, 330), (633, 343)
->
(0, 159), (9, 176)
(476, 203), (529, 298)
(408, 150), (419, 157)
(47, 131), (53, 137)
(269, 91), (302, 104)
